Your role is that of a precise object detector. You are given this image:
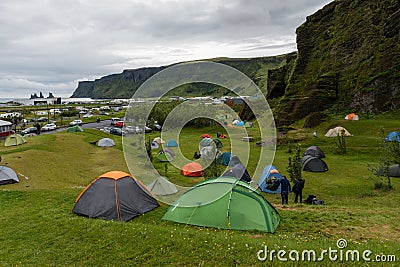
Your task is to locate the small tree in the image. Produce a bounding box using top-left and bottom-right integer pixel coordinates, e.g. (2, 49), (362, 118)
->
(369, 127), (394, 189)
(335, 129), (347, 154)
(286, 144), (302, 183)
(145, 137), (153, 162)
(203, 159), (224, 180)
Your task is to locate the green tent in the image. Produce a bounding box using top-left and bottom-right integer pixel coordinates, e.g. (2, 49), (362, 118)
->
(155, 151), (173, 162)
(5, 134), (26, 147)
(67, 125), (84, 132)
(162, 177), (280, 233)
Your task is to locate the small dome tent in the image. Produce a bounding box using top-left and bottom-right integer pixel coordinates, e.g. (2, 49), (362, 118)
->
(147, 176), (178, 196)
(181, 162), (203, 177)
(385, 132), (400, 142)
(0, 165), (19, 185)
(166, 139), (178, 147)
(345, 113), (359, 121)
(72, 171), (159, 221)
(257, 165), (284, 193)
(222, 163), (251, 182)
(302, 156), (328, 172)
(97, 138), (115, 147)
(162, 177), (280, 233)
(4, 134), (26, 147)
(304, 146), (325, 158)
(325, 127), (352, 137)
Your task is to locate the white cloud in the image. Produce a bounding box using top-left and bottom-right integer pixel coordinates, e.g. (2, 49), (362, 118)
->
(0, 0), (332, 98)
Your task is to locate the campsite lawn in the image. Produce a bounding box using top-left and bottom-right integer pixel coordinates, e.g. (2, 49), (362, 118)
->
(1, 114), (400, 266)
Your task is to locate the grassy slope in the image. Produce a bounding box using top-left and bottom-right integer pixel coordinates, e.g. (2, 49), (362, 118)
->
(0, 116), (400, 266)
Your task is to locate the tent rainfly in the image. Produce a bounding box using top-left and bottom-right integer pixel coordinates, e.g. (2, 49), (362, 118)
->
(257, 165), (284, 194)
(153, 137), (165, 144)
(181, 162), (203, 177)
(162, 177), (280, 233)
(222, 163), (251, 182)
(147, 176), (178, 196)
(4, 134), (26, 147)
(325, 127), (352, 137)
(344, 113), (359, 121)
(72, 171), (159, 221)
(0, 165), (19, 185)
(166, 139), (178, 147)
(302, 155), (328, 172)
(67, 125), (84, 132)
(97, 138), (115, 147)
(303, 146), (325, 158)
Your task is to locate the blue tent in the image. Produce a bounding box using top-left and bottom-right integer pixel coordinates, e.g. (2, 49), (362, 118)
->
(385, 132), (400, 142)
(218, 152), (231, 166)
(236, 121), (245, 126)
(257, 165), (283, 194)
(166, 139), (178, 147)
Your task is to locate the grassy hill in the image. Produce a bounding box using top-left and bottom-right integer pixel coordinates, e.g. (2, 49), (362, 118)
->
(1, 113), (400, 266)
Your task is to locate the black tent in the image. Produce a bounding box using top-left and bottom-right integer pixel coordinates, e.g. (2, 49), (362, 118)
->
(302, 155), (328, 172)
(304, 146), (325, 158)
(223, 163), (252, 182)
(73, 171), (159, 221)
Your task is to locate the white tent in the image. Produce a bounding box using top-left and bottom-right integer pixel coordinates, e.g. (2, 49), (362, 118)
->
(325, 127), (352, 137)
(153, 137), (166, 144)
(0, 165), (19, 185)
(97, 138), (115, 147)
(147, 177), (178, 196)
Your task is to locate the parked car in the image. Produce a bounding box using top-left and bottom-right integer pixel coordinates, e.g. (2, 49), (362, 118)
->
(110, 127), (124, 136)
(82, 113), (93, 118)
(69, 119), (82, 126)
(110, 118), (120, 125)
(125, 126), (143, 134)
(41, 123), (57, 131)
(37, 117), (49, 122)
(114, 121), (124, 128)
(21, 127), (38, 135)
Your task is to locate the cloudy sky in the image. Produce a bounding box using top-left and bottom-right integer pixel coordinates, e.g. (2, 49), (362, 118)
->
(0, 0), (332, 98)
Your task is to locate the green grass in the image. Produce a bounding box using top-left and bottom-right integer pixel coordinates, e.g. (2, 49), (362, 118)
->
(1, 113), (400, 266)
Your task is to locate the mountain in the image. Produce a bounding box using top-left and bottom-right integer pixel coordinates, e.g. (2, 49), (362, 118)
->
(71, 56), (290, 99)
(271, 0), (400, 126)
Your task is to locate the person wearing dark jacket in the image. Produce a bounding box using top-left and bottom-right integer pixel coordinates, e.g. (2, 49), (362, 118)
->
(280, 175), (291, 206)
(293, 178), (305, 204)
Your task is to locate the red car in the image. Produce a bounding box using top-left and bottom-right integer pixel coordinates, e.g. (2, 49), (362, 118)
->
(114, 121), (124, 128)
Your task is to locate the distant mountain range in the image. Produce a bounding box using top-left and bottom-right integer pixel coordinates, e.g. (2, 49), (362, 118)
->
(71, 0), (400, 125)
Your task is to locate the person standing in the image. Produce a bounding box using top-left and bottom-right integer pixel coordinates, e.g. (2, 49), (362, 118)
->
(293, 178), (305, 204)
(280, 175), (291, 206)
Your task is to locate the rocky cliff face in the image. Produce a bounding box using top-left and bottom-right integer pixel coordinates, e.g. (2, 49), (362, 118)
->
(72, 67), (166, 98)
(273, 0), (400, 125)
(71, 56), (287, 99)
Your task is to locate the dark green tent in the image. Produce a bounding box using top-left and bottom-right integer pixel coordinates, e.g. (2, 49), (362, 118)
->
(67, 125), (84, 132)
(155, 151), (173, 162)
(162, 177), (280, 233)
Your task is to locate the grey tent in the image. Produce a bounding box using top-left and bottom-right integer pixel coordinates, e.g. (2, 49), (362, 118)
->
(147, 176), (178, 196)
(97, 138), (115, 147)
(151, 141), (159, 149)
(223, 163), (252, 182)
(159, 148), (176, 157)
(0, 165), (19, 185)
(304, 146), (325, 158)
(377, 164), (400, 177)
(302, 155), (328, 172)
(73, 171), (159, 221)
(199, 138), (214, 147)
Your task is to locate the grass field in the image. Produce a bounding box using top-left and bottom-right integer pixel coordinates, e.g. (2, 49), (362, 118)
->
(1, 113), (400, 266)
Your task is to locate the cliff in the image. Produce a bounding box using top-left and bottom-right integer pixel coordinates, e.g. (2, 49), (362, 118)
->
(272, 0), (400, 125)
(71, 56), (288, 98)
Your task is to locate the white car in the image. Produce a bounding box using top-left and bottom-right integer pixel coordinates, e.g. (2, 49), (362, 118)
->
(42, 123), (57, 131)
(82, 113), (93, 118)
(69, 119), (83, 126)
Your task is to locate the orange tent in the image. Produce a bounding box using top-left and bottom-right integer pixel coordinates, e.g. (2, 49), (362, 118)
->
(181, 162), (203, 177)
(201, 134), (211, 139)
(345, 113), (359, 121)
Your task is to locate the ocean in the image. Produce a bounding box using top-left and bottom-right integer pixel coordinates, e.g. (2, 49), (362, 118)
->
(0, 97), (99, 106)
